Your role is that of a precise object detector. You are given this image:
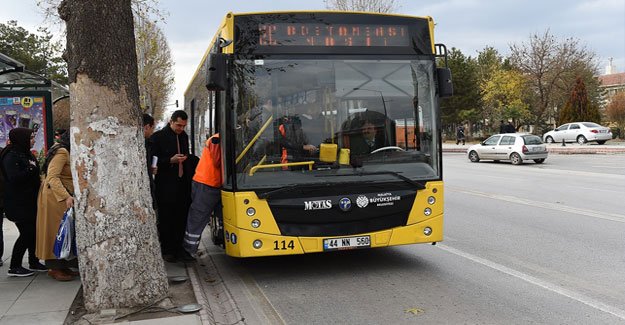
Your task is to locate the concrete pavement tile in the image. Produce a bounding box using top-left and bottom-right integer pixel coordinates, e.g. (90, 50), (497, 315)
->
(0, 301), (12, 316)
(0, 310), (67, 325)
(5, 295), (73, 315)
(0, 281), (30, 302)
(17, 273), (80, 299)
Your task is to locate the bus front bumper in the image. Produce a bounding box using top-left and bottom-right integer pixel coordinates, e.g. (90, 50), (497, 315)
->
(223, 214), (443, 258)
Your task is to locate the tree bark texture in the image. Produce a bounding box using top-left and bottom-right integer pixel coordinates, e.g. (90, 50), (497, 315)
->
(59, 0), (168, 312)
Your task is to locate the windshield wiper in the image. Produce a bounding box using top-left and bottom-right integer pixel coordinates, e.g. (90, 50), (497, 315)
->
(327, 171), (426, 190)
(257, 184), (301, 200)
(257, 180), (376, 200)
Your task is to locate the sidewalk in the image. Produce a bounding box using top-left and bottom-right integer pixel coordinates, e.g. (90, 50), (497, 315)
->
(0, 220), (205, 325)
(443, 140), (625, 154)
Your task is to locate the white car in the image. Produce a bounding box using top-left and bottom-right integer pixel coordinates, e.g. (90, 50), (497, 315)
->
(467, 133), (548, 165)
(543, 122), (612, 145)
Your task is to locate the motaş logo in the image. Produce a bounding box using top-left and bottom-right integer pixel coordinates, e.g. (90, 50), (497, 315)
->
(304, 199), (332, 210)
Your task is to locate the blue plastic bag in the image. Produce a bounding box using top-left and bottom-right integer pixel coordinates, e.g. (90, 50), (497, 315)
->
(53, 207), (77, 260)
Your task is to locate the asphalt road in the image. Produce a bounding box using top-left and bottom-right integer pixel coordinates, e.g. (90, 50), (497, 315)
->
(205, 153), (625, 324)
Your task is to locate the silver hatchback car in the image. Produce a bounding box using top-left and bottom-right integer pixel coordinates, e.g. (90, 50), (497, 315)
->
(467, 133), (548, 165)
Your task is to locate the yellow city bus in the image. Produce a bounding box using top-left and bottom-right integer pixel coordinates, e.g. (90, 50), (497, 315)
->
(184, 11), (453, 257)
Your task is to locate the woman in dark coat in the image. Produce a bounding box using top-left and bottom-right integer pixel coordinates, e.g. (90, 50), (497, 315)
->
(0, 128), (45, 276)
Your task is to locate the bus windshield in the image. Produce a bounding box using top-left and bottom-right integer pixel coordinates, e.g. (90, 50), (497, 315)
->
(231, 58), (439, 190)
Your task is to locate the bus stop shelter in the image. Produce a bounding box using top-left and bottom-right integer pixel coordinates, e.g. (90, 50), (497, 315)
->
(0, 52), (68, 152)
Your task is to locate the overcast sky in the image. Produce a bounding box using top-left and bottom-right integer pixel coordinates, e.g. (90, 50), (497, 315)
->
(2, 0), (624, 113)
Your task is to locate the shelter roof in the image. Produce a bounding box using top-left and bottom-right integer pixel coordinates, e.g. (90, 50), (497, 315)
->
(0, 52), (68, 99)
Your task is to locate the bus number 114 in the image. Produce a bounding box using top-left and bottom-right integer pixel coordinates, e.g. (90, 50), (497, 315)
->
(273, 240), (295, 250)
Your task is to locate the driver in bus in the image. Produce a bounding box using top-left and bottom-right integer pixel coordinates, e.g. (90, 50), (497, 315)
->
(349, 120), (383, 156)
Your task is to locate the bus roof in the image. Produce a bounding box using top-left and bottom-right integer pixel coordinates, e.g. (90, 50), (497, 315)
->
(230, 10), (431, 21)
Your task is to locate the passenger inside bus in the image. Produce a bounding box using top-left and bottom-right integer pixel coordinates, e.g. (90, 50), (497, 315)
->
(276, 115), (317, 168)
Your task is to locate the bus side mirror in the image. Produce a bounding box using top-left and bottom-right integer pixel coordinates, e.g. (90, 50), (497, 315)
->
(206, 53), (228, 91)
(437, 67), (453, 98)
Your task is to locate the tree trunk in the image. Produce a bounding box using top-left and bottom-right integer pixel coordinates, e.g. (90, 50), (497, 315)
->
(59, 0), (168, 312)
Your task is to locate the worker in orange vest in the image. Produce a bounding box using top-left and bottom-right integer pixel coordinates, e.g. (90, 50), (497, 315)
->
(277, 116), (316, 169)
(180, 133), (222, 261)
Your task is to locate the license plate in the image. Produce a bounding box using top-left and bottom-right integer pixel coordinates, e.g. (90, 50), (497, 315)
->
(532, 147), (543, 152)
(323, 236), (371, 251)
(599, 130), (606, 133)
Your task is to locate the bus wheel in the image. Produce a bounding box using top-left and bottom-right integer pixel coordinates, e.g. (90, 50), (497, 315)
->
(210, 213), (225, 248)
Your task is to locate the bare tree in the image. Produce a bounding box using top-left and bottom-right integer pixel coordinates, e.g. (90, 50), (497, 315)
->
(38, 0), (173, 120)
(59, 0), (167, 312)
(136, 18), (174, 120)
(509, 30), (597, 131)
(324, 0), (399, 13)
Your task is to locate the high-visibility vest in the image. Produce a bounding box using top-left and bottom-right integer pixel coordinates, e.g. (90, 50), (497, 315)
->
(279, 124), (289, 169)
(193, 133), (222, 187)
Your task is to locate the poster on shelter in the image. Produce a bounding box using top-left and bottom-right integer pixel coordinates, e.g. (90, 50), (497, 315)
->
(0, 95), (47, 157)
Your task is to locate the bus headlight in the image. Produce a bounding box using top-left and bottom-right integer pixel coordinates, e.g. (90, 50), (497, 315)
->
(424, 207), (432, 216)
(251, 219), (261, 228)
(246, 207), (256, 216)
(253, 240), (263, 249)
(423, 227), (432, 236)
(428, 196), (436, 205)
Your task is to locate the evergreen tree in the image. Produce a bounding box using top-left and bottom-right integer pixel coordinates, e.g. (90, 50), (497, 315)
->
(558, 77), (601, 125)
(0, 20), (67, 85)
(439, 48), (480, 126)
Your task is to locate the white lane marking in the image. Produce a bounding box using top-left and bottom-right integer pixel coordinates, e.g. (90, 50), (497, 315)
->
(437, 244), (625, 321)
(591, 166), (625, 169)
(572, 186), (623, 194)
(447, 186), (625, 223)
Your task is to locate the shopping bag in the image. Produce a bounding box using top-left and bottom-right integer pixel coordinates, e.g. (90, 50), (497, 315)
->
(53, 207), (77, 260)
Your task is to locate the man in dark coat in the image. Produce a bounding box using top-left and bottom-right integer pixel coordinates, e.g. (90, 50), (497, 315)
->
(456, 125), (465, 145)
(505, 121), (516, 133)
(149, 110), (192, 262)
(499, 120), (506, 134)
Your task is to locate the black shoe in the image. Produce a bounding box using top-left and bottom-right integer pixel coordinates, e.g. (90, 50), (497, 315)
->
(179, 250), (196, 262)
(8, 266), (35, 277)
(28, 261), (48, 272)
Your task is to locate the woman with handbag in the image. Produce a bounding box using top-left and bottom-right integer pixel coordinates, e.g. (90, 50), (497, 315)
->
(0, 128), (46, 277)
(35, 130), (76, 281)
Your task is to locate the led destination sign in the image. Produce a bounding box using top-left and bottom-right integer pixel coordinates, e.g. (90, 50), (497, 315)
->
(258, 23), (410, 47)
